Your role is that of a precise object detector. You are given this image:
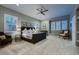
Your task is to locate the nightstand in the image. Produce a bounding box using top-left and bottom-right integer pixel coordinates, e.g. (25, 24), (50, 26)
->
(15, 34), (21, 42)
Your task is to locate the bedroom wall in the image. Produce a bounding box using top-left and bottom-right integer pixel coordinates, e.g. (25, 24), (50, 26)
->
(0, 6), (4, 32)
(0, 5), (41, 32)
(72, 5), (79, 46)
(41, 20), (49, 32)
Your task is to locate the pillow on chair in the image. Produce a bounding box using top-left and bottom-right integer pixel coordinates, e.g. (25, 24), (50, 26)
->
(0, 35), (6, 40)
(64, 31), (68, 34)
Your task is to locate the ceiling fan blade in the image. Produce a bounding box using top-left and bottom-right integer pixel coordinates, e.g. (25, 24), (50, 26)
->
(37, 12), (45, 15)
(42, 10), (48, 12)
(36, 9), (41, 11)
(42, 12), (45, 15)
(37, 12), (41, 15)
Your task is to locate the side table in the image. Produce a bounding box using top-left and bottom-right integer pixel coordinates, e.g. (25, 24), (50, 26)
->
(15, 34), (21, 42)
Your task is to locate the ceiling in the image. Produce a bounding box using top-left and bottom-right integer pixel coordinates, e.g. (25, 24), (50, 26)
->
(1, 4), (76, 20)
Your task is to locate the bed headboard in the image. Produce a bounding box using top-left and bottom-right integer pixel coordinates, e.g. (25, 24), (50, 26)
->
(21, 26), (35, 31)
(21, 26), (35, 35)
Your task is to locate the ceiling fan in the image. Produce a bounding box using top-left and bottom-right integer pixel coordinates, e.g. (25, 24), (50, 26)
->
(36, 5), (48, 15)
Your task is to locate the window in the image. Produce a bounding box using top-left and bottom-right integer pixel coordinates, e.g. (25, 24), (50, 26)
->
(4, 14), (17, 32)
(51, 22), (55, 30)
(56, 21), (61, 30)
(62, 20), (67, 30)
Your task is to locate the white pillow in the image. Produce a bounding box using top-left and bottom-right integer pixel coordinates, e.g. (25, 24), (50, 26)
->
(32, 29), (36, 33)
(64, 31), (68, 34)
(27, 29), (32, 37)
(22, 28), (32, 39)
(22, 28), (27, 34)
(28, 29), (32, 33)
(0, 35), (6, 40)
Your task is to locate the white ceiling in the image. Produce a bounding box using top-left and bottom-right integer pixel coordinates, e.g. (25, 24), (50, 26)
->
(2, 4), (76, 20)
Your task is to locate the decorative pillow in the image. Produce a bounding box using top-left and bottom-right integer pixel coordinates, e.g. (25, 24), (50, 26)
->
(0, 35), (6, 40)
(26, 29), (32, 37)
(29, 29), (32, 33)
(22, 28), (28, 34)
(32, 29), (35, 33)
(64, 31), (68, 34)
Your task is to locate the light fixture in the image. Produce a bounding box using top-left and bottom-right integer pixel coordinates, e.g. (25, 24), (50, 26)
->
(16, 4), (19, 6)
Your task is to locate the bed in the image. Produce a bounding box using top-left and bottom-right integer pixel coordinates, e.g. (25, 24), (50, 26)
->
(21, 26), (46, 44)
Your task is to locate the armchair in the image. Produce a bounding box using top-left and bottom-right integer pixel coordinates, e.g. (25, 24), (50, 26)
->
(59, 30), (69, 39)
(0, 32), (12, 47)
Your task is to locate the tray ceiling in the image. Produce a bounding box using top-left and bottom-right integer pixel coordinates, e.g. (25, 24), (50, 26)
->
(1, 4), (76, 20)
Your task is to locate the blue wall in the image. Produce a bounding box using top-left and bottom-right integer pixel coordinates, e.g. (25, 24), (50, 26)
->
(69, 16), (72, 32)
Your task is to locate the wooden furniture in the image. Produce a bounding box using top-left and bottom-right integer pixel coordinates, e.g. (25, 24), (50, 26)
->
(59, 30), (64, 35)
(21, 32), (46, 44)
(15, 34), (21, 42)
(0, 32), (12, 47)
(59, 30), (69, 39)
(40, 30), (48, 35)
(21, 26), (46, 44)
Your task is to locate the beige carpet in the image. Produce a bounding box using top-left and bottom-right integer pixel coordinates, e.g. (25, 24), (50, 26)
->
(0, 35), (79, 55)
